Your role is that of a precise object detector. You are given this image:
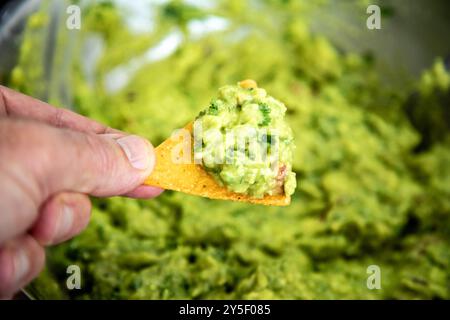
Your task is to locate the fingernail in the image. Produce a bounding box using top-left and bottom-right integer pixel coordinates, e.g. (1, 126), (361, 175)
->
(53, 205), (74, 242)
(116, 135), (154, 170)
(13, 248), (30, 286)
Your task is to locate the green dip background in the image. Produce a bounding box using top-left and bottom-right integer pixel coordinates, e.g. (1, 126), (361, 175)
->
(6, 0), (450, 299)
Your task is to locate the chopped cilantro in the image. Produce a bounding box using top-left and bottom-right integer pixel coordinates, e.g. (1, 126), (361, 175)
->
(207, 100), (220, 115)
(259, 103), (271, 126)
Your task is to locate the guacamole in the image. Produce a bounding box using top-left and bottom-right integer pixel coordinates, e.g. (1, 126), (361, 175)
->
(195, 81), (296, 198)
(7, 0), (450, 300)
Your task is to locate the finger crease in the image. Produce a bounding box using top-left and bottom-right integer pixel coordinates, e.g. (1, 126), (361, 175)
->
(102, 126), (114, 134)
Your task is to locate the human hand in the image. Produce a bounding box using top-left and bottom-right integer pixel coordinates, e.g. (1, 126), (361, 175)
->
(0, 86), (163, 298)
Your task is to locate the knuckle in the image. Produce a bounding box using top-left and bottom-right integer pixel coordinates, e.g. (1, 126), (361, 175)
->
(52, 108), (65, 128)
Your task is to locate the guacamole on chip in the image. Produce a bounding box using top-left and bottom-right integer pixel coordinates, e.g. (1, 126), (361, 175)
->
(195, 80), (296, 198)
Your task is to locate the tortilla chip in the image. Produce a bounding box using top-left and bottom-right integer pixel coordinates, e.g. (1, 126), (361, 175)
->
(144, 123), (290, 206)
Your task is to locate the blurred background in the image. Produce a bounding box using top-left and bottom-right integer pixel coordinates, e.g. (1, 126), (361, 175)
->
(0, 0), (449, 299)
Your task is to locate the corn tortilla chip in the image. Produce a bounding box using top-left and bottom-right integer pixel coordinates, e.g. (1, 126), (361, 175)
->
(144, 123), (290, 206)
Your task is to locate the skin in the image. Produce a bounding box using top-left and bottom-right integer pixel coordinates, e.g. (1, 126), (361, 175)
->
(0, 86), (163, 298)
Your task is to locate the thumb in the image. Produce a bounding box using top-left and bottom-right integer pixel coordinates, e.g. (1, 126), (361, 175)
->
(0, 118), (155, 243)
(87, 133), (156, 195)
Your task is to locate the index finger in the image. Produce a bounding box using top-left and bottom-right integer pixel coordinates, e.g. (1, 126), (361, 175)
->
(0, 85), (120, 134)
